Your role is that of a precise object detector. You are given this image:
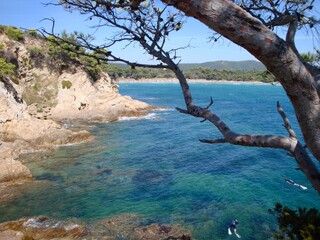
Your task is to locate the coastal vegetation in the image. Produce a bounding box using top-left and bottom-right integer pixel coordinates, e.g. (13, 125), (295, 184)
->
(0, 57), (15, 78)
(3, 26), (24, 42)
(0, 25), (108, 84)
(45, 31), (108, 81)
(104, 64), (275, 82)
(270, 203), (320, 239)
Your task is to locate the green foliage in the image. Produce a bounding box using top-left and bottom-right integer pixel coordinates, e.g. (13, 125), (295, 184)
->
(61, 80), (72, 89)
(28, 29), (38, 37)
(5, 26), (24, 42)
(269, 203), (320, 240)
(0, 57), (15, 77)
(301, 52), (316, 63)
(104, 65), (275, 82)
(46, 31), (105, 81)
(28, 46), (45, 59)
(0, 25), (5, 33)
(79, 55), (102, 81)
(32, 84), (40, 91)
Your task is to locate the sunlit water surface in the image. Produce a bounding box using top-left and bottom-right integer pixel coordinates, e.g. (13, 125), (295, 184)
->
(1, 83), (319, 239)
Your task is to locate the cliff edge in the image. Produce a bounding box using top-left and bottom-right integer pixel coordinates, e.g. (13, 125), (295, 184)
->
(0, 26), (153, 184)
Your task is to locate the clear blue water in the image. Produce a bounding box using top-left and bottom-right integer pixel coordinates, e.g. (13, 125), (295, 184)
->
(1, 83), (319, 239)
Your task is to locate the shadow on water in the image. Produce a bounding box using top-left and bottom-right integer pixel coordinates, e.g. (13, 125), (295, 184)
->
(34, 173), (64, 182)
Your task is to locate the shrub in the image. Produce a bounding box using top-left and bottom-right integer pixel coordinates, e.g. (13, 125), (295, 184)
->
(46, 32), (105, 81)
(28, 29), (37, 37)
(0, 57), (15, 77)
(33, 84), (40, 91)
(62, 80), (72, 89)
(5, 26), (24, 42)
(0, 25), (5, 33)
(28, 46), (45, 59)
(269, 203), (320, 240)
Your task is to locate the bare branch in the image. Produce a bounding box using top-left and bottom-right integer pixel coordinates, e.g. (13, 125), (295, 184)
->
(205, 97), (214, 109)
(40, 17), (55, 34)
(173, 62), (320, 192)
(277, 101), (297, 139)
(200, 139), (226, 144)
(286, 13), (300, 56)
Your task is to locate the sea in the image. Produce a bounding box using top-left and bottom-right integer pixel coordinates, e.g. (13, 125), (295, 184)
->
(1, 82), (319, 239)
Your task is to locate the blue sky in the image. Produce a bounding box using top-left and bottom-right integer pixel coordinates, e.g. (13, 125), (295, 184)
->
(0, 0), (318, 63)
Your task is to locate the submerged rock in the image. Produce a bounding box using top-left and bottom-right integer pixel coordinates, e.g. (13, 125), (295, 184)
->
(95, 167), (113, 177)
(134, 224), (192, 240)
(0, 216), (86, 239)
(133, 169), (173, 188)
(88, 214), (193, 240)
(0, 214), (193, 240)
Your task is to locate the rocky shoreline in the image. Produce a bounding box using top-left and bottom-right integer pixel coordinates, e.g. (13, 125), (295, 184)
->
(0, 29), (194, 239)
(0, 214), (192, 239)
(0, 31), (154, 188)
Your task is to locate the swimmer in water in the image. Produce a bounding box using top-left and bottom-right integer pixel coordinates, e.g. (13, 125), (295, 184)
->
(228, 220), (241, 238)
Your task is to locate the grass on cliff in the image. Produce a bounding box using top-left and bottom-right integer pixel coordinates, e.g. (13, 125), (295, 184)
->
(3, 26), (24, 42)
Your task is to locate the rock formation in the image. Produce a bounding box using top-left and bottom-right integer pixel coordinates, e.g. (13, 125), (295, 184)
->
(0, 215), (193, 240)
(0, 216), (86, 239)
(0, 27), (153, 184)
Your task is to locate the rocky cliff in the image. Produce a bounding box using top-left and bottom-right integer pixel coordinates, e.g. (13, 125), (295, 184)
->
(0, 27), (153, 185)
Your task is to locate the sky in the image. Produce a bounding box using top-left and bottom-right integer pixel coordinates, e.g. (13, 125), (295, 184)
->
(0, 0), (318, 64)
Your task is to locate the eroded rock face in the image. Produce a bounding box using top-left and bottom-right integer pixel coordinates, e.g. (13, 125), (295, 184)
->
(51, 71), (153, 122)
(0, 80), (30, 124)
(0, 33), (154, 123)
(0, 116), (92, 183)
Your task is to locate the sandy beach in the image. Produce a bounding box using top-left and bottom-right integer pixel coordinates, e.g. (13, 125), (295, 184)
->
(116, 78), (273, 85)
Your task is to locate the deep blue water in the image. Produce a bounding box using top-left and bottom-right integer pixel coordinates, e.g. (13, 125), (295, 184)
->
(1, 82), (319, 239)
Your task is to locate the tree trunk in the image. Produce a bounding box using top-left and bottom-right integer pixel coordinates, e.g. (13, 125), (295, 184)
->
(162, 0), (320, 164)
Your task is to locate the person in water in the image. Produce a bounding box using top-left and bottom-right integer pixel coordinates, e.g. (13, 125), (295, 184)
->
(285, 178), (307, 190)
(228, 220), (241, 238)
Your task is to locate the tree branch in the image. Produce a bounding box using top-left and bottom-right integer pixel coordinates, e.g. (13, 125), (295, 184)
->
(199, 139), (226, 144)
(277, 101), (297, 139)
(45, 0), (320, 193)
(286, 13), (300, 57)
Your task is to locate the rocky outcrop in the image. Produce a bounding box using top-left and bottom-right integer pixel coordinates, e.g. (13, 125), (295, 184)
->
(0, 80), (92, 182)
(0, 29), (153, 184)
(0, 216), (86, 240)
(0, 215), (193, 240)
(51, 70), (152, 122)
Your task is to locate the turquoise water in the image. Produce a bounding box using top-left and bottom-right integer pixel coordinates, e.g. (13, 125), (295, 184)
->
(1, 83), (319, 239)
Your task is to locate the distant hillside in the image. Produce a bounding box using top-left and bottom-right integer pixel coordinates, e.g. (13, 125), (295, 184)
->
(179, 60), (265, 70)
(110, 60), (265, 71)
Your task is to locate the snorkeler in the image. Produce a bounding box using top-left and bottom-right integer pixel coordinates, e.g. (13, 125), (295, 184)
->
(228, 220), (241, 238)
(285, 178), (307, 190)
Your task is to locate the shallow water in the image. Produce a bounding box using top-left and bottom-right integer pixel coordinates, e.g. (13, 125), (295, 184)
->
(1, 83), (319, 239)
